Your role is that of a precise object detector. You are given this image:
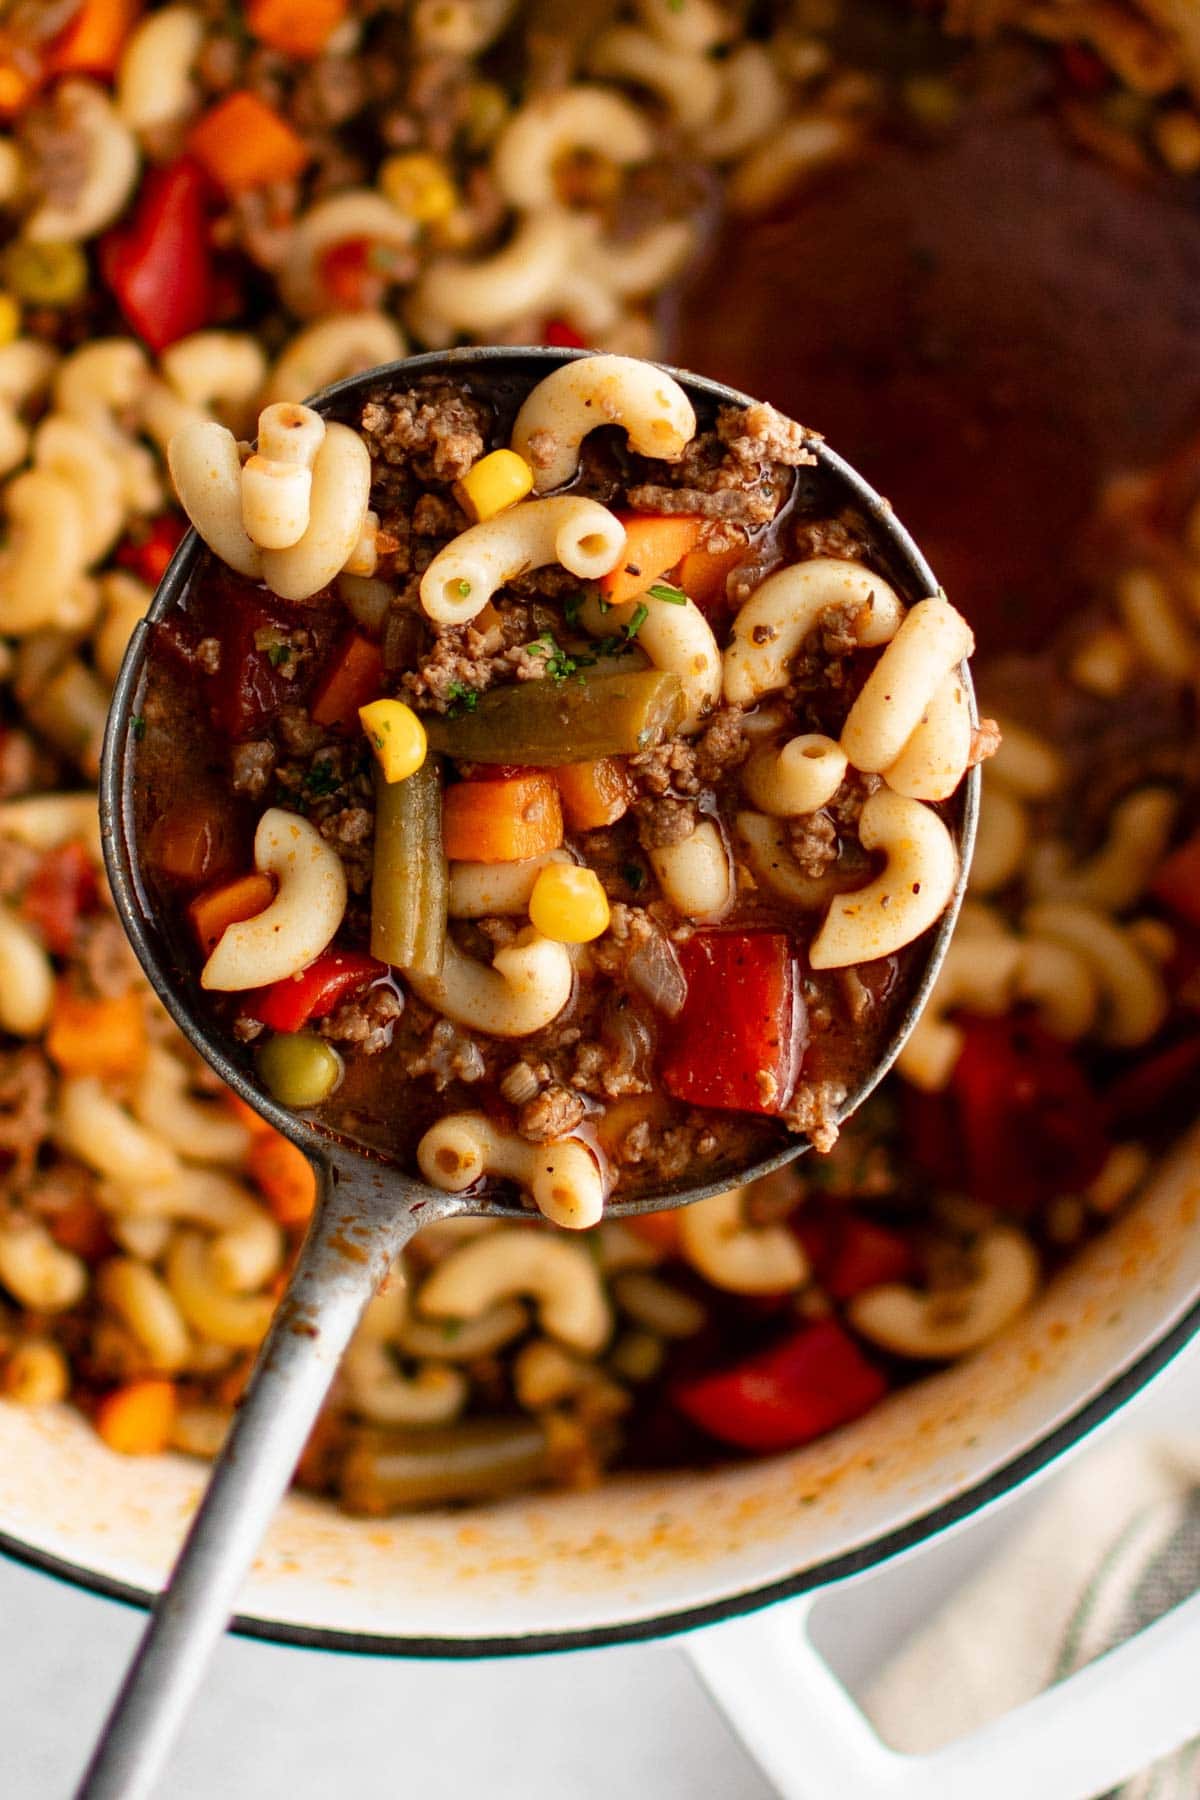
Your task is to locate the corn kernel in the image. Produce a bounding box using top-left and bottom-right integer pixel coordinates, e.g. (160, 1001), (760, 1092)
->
(529, 863), (611, 943)
(454, 449), (535, 523)
(359, 698), (427, 783)
(379, 152), (458, 225)
(0, 291), (19, 345)
(2, 238), (87, 306)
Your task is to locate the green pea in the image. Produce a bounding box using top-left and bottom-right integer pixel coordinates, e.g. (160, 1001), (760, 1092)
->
(257, 1032), (343, 1110)
(2, 239), (88, 307)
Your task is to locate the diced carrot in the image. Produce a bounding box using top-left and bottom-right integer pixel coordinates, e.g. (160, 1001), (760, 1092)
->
(677, 542), (746, 617)
(248, 1131), (317, 1229)
(46, 0), (142, 77)
(48, 1195), (114, 1264)
(556, 758), (632, 831)
(187, 871), (275, 957)
(247, 0), (349, 58)
(187, 92), (311, 194)
(442, 774), (563, 863)
(600, 513), (704, 607)
(0, 60), (38, 116)
(310, 632), (385, 733)
(96, 1379), (177, 1455)
(626, 1209), (682, 1255)
(46, 983), (147, 1078)
(146, 795), (237, 887)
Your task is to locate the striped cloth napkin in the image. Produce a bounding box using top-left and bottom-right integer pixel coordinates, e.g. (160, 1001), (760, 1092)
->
(864, 1436), (1200, 1799)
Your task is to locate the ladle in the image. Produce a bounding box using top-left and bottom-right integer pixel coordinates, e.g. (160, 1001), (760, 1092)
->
(81, 347), (978, 1798)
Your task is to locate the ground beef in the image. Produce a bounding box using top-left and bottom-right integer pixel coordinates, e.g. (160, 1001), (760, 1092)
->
(791, 518), (869, 562)
(231, 740), (276, 798)
(614, 1116), (720, 1182)
(969, 717), (1003, 766)
(498, 1058), (552, 1106)
(400, 608), (552, 711)
(277, 706), (326, 758)
(412, 492), (466, 537)
(625, 481), (781, 528)
(828, 770), (881, 831)
(517, 1083), (587, 1143)
(572, 1037), (653, 1100)
(76, 917), (139, 999)
(0, 1048), (52, 1185)
(783, 1079), (847, 1155)
(786, 601), (862, 694)
(320, 986), (403, 1056)
(635, 795), (698, 848)
(291, 53), (369, 129)
(404, 1018), (489, 1089)
(362, 382), (491, 486)
(786, 810), (838, 878)
(717, 400), (819, 470)
(630, 739), (702, 798)
(695, 707), (749, 781)
(196, 637), (221, 674)
(318, 806), (373, 891)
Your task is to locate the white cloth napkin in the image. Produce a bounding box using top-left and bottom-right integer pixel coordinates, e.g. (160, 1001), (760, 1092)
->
(864, 1436), (1200, 1799)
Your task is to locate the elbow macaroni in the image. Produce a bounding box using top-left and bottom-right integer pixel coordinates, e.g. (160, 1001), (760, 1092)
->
(416, 1225), (612, 1353)
(810, 788), (959, 969)
(723, 558), (905, 706)
(417, 1111), (605, 1230)
(201, 809), (348, 992)
(419, 495), (625, 625)
(511, 354), (695, 493)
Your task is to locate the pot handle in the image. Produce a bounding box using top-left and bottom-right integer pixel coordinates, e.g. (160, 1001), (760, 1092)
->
(684, 1584), (1200, 1800)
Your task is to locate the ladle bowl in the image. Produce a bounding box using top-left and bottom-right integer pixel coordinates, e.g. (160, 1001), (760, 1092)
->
(83, 347), (978, 1799)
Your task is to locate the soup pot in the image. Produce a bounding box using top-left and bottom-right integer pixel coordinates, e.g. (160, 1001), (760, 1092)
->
(3, 1121), (1200, 1798)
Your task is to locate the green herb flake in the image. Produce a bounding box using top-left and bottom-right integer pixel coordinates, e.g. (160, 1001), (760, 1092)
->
(647, 581), (687, 606)
(620, 861), (646, 891)
(455, 579), (472, 598)
(441, 1317), (465, 1342)
(266, 642), (293, 668)
(625, 603), (649, 641)
(445, 680), (479, 716)
(562, 591), (586, 629)
(302, 761), (341, 798)
(131, 715), (146, 741)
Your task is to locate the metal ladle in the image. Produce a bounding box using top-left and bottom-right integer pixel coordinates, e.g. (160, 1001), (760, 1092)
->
(80, 348), (978, 1798)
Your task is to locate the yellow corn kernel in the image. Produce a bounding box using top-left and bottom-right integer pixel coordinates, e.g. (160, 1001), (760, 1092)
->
(454, 449), (534, 524)
(379, 152), (458, 225)
(0, 292), (20, 345)
(529, 863), (611, 944)
(359, 698), (427, 783)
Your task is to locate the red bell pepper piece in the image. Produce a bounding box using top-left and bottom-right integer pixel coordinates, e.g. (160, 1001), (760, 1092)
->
(1103, 1034), (1200, 1132)
(674, 1318), (887, 1452)
(116, 514), (187, 588)
(662, 931), (803, 1115)
(951, 1016), (1109, 1213)
(310, 632), (385, 733)
(208, 595), (306, 738)
(543, 318), (587, 348)
(248, 949), (386, 1032)
(317, 237), (389, 311)
(20, 841), (99, 956)
(1150, 831), (1200, 931)
(800, 1214), (916, 1301)
(100, 158), (213, 353)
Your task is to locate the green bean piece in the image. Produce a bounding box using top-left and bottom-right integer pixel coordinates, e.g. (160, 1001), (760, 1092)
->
(338, 1420), (549, 1514)
(257, 1033), (343, 1109)
(370, 754), (448, 975)
(422, 669), (686, 765)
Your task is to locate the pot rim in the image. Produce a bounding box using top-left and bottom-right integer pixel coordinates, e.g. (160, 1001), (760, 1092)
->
(5, 1287), (1198, 1659)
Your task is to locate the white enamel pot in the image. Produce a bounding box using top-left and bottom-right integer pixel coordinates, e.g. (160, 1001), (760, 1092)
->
(3, 1121), (1199, 1799)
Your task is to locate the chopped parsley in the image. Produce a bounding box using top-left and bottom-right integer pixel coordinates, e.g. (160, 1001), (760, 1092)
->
(625, 602), (649, 640)
(562, 591), (586, 630)
(302, 761), (341, 797)
(266, 642), (293, 668)
(620, 861), (646, 891)
(533, 631), (582, 681)
(130, 715), (146, 741)
(647, 581), (687, 606)
(445, 680), (479, 716)
(440, 1317), (465, 1342)
(455, 578), (472, 598)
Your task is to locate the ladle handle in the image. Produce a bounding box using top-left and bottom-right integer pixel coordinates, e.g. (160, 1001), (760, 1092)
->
(75, 1161), (438, 1800)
